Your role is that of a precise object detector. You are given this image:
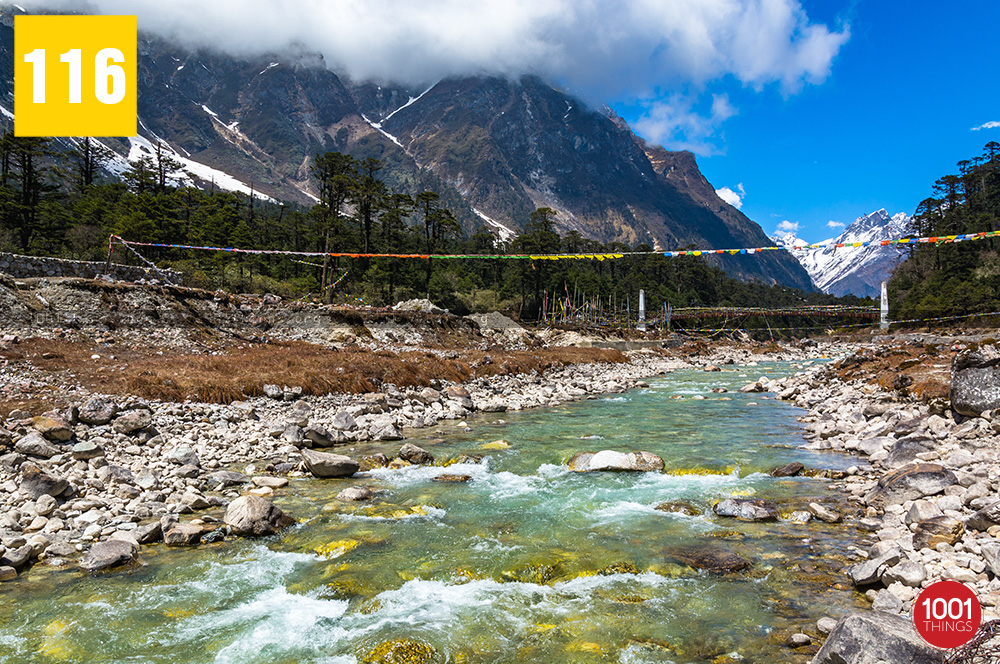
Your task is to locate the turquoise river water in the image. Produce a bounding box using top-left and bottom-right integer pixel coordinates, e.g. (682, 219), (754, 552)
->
(0, 363), (869, 663)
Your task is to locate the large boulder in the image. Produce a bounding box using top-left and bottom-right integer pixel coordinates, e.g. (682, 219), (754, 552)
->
(981, 540), (1000, 577)
(912, 516), (965, 550)
(864, 464), (957, 509)
(812, 612), (944, 664)
(300, 448), (359, 478)
(30, 416), (74, 442)
(19, 464), (68, 499)
(303, 424), (347, 447)
(113, 409), (153, 434)
(713, 498), (779, 522)
(14, 431), (62, 458)
(951, 343), (1000, 417)
(884, 435), (936, 469)
(224, 496), (295, 537)
(444, 386), (474, 409)
(567, 450), (664, 472)
(163, 523), (206, 546)
(330, 411), (358, 431)
(78, 397), (119, 425)
(399, 443), (434, 465)
(79, 539), (138, 572)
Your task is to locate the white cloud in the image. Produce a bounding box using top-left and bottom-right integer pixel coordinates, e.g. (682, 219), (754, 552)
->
(716, 183), (745, 208)
(633, 93), (743, 154)
(24, 1), (848, 111)
(972, 121), (1000, 131)
(776, 220), (799, 234)
(827, 220), (845, 229)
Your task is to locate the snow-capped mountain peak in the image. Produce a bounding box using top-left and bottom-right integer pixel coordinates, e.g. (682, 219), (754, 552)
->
(776, 209), (912, 297)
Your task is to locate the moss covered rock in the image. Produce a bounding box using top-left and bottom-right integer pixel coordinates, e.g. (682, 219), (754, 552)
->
(362, 638), (437, 664)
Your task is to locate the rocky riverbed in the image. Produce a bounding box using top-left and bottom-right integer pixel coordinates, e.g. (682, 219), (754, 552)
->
(729, 338), (1000, 663)
(6, 329), (999, 663)
(0, 346), (717, 580)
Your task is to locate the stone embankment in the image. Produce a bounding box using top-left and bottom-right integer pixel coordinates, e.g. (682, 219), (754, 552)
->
(733, 340), (1000, 663)
(0, 349), (698, 579)
(0, 253), (179, 283)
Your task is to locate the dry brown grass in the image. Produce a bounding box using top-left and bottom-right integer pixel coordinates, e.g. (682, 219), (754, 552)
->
(1, 338), (627, 406)
(834, 343), (953, 403)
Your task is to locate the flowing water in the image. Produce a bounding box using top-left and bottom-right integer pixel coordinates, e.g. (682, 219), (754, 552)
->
(0, 364), (869, 663)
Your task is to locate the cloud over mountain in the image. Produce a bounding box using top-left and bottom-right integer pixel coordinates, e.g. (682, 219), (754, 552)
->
(27, 0), (848, 96)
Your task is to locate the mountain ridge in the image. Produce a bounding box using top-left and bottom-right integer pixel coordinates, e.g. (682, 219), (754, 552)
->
(0, 7), (813, 290)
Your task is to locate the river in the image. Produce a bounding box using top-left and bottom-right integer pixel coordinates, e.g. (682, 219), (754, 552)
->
(1, 362), (867, 663)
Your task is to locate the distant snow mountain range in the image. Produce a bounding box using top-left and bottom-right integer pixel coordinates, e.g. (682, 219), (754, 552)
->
(774, 209), (913, 298)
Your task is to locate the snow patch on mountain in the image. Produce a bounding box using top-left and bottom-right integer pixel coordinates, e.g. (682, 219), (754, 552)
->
(472, 207), (517, 243)
(123, 134), (275, 202)
(775, 209), (912, 298)
(361, 114), (404, 148)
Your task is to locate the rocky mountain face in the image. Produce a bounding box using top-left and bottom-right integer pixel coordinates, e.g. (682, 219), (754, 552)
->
(775, 209), (912, 298)
(0, 9), (812, 290)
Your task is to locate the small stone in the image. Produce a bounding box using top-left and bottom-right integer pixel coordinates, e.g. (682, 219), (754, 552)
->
(79, 539), (138, 572)
(883, 561), (927, 588)
(912, 516), (965, 550)
(166, 445), (199, 467)
(0, 566), (16, 581)
(713, 498), (779, 522)
(336, 486), (374, 501)
(134, 522), (162, 544)
(816, 617), (838, 635)
(134, 471), (159, 490)
(252, 476), (288, 489)
(285, 401), (312, 427)
(207, 471), (250, 487)
(71, 441), (105, 460)
(871, 588), (904, 613)
(808, 503), (842, 523)
(433, 474), (472, 483)
(847, 546), (901, 586)
(35, 494), (57, 516)
(787, 633), (812, 647)
(304, 424), (343, 447)
(181, 492), (211, 510)
(0, 544), (33, 569)
(770, 462), (804, 477)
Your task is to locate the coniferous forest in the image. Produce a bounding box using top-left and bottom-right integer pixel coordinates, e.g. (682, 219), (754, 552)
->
(1, 131), (876, 322)
(889, 142), (1000, 320)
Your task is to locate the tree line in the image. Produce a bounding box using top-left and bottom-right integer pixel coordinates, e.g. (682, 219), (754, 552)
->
(0, 134), (865, 325)
(889, 141), (1000, 321)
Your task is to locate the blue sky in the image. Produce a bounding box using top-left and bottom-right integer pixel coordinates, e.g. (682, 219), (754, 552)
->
(611, 1), (1000, 242)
